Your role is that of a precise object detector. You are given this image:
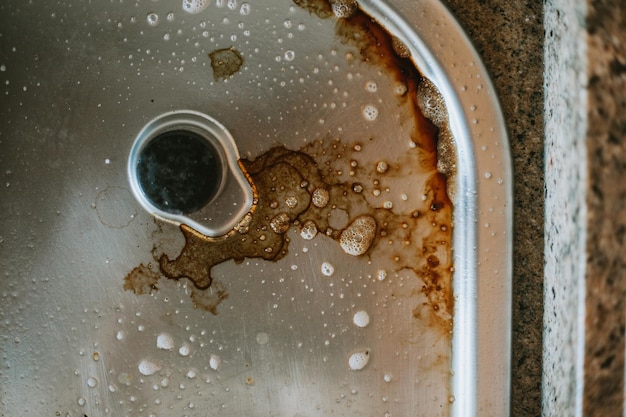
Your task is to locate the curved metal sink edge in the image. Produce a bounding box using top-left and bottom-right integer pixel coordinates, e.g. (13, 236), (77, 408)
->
(368, 1), (513, 415)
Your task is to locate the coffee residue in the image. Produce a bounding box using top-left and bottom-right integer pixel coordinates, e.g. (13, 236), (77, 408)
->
(125, 0), (454, 328)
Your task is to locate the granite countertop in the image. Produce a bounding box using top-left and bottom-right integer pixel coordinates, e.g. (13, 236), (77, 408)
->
(447, 0), (626, 415)
(443, 1), (544, 415)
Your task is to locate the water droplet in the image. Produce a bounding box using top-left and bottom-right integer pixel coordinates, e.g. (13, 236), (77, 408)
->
(77, 397), (86, 406)
(348, 349), (370, 370)
(353, 310), (370, 328)
(256, 332), (270, 344)
(376, 161), (388, 173)
(284, 50), (295, 61)
(383, 373), (392, 382)
(484, 172), (492, 179)
(394, 83), (408, 95)
(239, 2), (251, 15)
(186, 369), (197, 379)
(0, 65), (6, 72)
(138, 359), (161, 376)
(146, 13), (159, 26)
(166, 12), (175, 21)
(339, 215), (376, 256)
(182, 0), (210, 14)
(362, 104), (379, 121)
(321, 262), (335, 277)
(157, 333), (174, 350)
(87, 377), (98, 388)
(209, 354), (221, 370)
(179, 343), (191, 357)
(227, 0), (238, 9)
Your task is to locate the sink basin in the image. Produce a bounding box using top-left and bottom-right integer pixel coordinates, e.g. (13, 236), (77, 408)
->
(0, 0), (512, 416)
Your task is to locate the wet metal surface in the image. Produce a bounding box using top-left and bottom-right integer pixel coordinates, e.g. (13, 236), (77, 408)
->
(0, 0), (512, 416)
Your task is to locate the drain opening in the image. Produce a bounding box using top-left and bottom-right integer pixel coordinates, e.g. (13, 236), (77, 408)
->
(136, 129), (223, 215)
(129, 110), (254, 237)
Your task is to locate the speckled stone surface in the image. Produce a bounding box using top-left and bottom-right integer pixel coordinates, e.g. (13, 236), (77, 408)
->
(544, 0), (626, 416)
(442, 1), (544, 416)
(544, 1), (587, 416)
(583, 1), (626, 415)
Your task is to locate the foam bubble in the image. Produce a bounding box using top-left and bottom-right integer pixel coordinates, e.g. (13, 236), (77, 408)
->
(321, 262), (335, 277)
(377, 269), (387, 281)
(312, 188), (330, 208)
(362, 104), (379, 121)
(285, 196), (298, 208)
(182, 0), (210, 14)
(300, 220), (318, 240)
(270, 212), (290, 234)
(209, 354), (221, 370)
(365, 80), (377, 93)
(339, 215), (376, 256)
(138, 359), (161, 376)
(330, 0), (358, 18)
(156, 333), (174, 350)
(353, 310), (370, 327)
(178, 343), (191, 357)
(348, 349), (370, 370)
(416, 78), (447, 127)
(392, 36), (410, 58)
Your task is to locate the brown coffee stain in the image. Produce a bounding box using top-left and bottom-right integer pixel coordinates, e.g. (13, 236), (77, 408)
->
(209, 47), (244, 80)
(125, 0), (454, 330)
(124, 264), (160, 295)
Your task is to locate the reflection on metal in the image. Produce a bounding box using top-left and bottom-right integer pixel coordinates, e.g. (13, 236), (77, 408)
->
(0, 0), (512, 416)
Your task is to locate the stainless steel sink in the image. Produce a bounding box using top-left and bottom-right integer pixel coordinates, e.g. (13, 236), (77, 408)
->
(0, 0), (512, 416)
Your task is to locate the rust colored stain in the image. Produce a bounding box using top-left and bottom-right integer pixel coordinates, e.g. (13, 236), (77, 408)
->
(209, 47), (244, 81)
(125, 0), (454, 328)
(124, 264), (160, 295)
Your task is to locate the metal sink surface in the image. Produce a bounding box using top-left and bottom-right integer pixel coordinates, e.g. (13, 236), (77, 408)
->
(0, 0), (512, 416)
